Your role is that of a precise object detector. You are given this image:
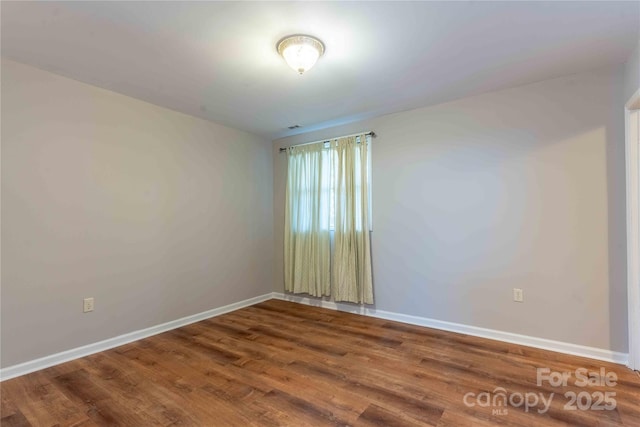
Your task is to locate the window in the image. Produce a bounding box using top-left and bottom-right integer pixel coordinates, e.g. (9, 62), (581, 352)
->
(288, 135), (371, 232)
(284, 132), (374, 304)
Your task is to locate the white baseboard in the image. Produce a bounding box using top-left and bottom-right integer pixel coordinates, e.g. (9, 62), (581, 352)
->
(1, 291), (628, 381)
(273, 293), (629, 366)
(0, 292), (275, 382)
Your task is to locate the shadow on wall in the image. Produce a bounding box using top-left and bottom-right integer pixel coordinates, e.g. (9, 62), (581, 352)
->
(607, 120), (629, 354)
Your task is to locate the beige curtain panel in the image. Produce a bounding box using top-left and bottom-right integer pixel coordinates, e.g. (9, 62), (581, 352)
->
(284, 134), (373, 304)
(284, 142), (331, 297)
(331, 135), (373, 304)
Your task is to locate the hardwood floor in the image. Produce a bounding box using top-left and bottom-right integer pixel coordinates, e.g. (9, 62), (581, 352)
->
(2, 299), (639, 426)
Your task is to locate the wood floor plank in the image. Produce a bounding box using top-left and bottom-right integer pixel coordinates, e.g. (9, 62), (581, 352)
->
(1, 370), (90, 427)
(0, 394), (20, 423)
(0, 411), (31, 427)
(75, 353), (202, 426)
(355, 403), (425, 427)
(2, 299), (639, 426)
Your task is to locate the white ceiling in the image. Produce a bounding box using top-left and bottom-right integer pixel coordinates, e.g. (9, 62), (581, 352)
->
(2, 1), (639, 140)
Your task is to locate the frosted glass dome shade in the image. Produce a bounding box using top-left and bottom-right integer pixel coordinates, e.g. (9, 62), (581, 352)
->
(277, 35), (325, 75)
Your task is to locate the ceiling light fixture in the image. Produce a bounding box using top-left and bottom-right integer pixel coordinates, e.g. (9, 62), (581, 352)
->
(277, 35), (325, 75)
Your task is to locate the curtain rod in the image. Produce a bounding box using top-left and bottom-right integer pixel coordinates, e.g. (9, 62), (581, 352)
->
(278, 131), (376, 153)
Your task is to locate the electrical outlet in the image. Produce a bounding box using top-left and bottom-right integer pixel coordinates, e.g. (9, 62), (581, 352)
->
(83, 297), (94, 313)
(513, 288), (524, 303)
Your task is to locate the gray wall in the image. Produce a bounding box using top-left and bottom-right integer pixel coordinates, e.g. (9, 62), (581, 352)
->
(1, 59), (274, 367)
(624, 40), (640, 103)
(273, 66), (627, 352)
